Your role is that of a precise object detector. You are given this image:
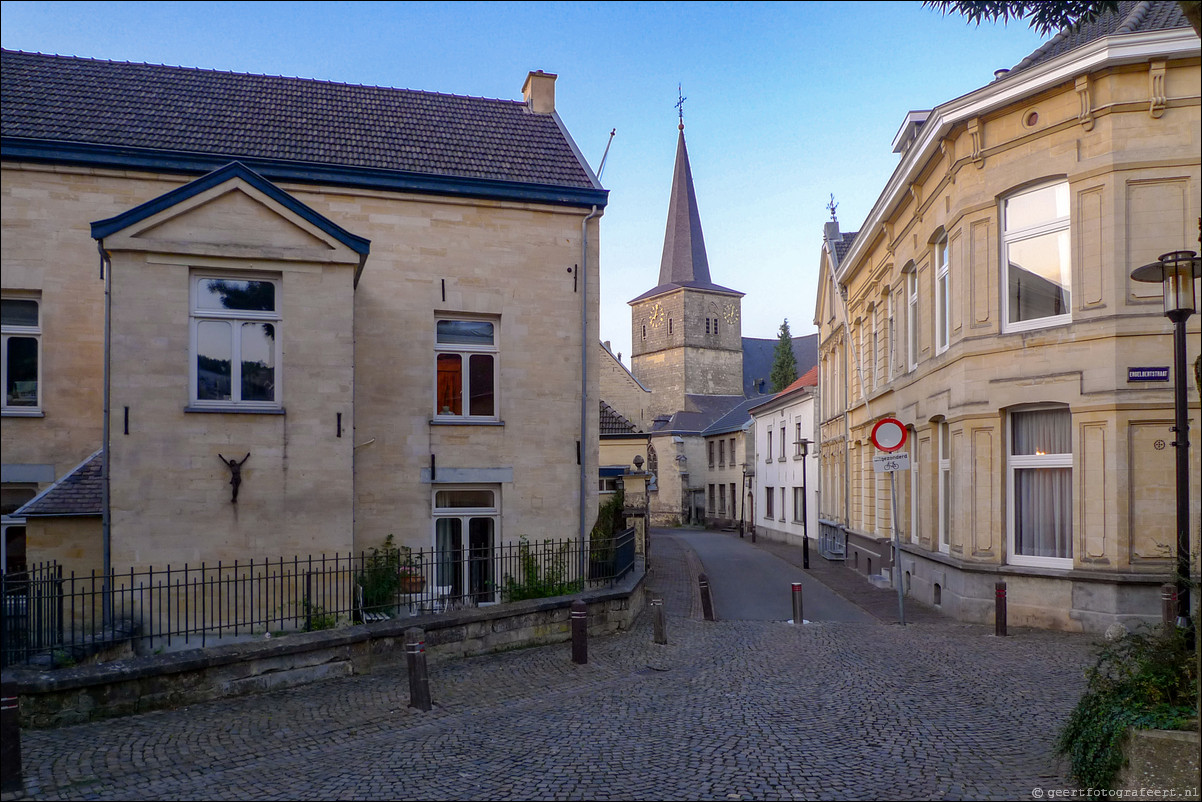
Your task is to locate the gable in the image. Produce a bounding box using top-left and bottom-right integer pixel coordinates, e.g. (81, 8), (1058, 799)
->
(137, 187), (333, 253)
(92, 163), (368, 270)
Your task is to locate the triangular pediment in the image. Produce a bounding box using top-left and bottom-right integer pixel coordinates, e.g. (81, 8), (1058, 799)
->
(92, 162), (370, 268)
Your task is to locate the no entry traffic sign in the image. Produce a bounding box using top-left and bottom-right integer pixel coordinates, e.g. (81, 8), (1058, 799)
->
(870, 417), (907, 452)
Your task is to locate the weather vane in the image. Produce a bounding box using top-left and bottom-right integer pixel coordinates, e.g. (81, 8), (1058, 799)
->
(676, 83), (687, 130)
(827, 193), (839, 220)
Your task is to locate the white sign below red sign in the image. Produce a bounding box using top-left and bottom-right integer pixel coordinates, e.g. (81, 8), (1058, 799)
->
(873, 452), (911, 473)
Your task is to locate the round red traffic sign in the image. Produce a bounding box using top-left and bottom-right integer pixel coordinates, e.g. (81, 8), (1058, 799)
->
(870, 418), (907, 452)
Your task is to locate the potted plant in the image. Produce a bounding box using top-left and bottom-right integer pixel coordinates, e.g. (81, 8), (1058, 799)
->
(399, 549), (426, 594)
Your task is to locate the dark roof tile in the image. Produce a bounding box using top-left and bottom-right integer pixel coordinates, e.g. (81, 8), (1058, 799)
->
(1, 50), (598, 189)
(16, 451), (103, 517)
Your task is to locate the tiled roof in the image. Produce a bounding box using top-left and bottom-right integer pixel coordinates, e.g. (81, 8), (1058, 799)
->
(1009, 1), (1193, 75)
(701, 395), (769, 437)
(15, 451), (103, 517)
(1, 50), (601, 193)
(651, 394), (748, 436)
(833, 232), (858, 264)
(601, 400), (642, 435)
(742, 334), (819, 398)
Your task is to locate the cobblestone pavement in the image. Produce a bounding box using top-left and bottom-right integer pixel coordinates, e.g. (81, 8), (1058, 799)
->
(10, 530), (1098, 801)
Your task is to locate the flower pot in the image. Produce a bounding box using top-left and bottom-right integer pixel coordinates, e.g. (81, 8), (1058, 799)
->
(400, 575), (426, 594)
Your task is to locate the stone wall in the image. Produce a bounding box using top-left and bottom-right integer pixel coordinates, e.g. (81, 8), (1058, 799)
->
(4, 571), (645, 729)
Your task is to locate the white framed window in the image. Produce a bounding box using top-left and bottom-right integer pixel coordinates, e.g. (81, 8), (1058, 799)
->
(938, 421), (951, 554)
(779, 426), (786, 461)
(708, 441), (715, 468)
(766, 427), (773, 462)
(1007, 407), (1073, 567)
(764, 485), (774, 519)
(935, 238), (950, 354)
(887, 291), (896, 381)
(908, 426), (919, 545)
(435, 318), (498, 420)
(2, 296), (41, 414)
(793, 487), (804, 523)
(779, 487), (786, 521)
(718, 484), (726, 515)
(190, 276), (281, 408)
(1002, 181), (1071, 332)
(906, 270), (918, 371)
(433, 487), (499, 605)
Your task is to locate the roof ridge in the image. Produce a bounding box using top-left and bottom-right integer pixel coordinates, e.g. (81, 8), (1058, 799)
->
(1115, 1), (1150, 34)
(0, 48), (528, 107)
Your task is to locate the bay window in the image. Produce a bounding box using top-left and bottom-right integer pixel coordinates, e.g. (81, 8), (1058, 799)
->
(1008, 407), (1073, 566)
(1003, 182), (1071, 331)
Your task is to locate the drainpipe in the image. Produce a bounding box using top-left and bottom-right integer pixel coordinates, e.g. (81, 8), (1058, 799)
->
(580, 205), (602, 577)
(96, 240), (113, 625)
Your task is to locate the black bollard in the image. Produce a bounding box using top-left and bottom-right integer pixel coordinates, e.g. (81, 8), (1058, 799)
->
(791, 582), (804, 625)
(571, 600), (588, 664)
(1, 683), (21, 795)
(698, 573), (715, 621)
(995, 581), (1007, 637)
(651, 597), (667, 645)
(1161, 583), (1177, 627)
(405, 627), (432, 711)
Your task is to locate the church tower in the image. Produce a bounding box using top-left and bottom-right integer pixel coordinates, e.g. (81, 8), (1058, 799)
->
(629, 114), (744, 417)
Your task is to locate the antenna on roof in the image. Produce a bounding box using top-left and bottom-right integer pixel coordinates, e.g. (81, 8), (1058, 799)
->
(597, 128), (617, 181)
(826, 194), (839, 221)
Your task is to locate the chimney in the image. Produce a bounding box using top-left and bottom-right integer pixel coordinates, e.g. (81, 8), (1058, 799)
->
(522, 70), (557, 114)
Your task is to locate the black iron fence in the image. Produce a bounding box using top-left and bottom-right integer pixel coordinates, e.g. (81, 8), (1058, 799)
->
(0, 529), (636, 668)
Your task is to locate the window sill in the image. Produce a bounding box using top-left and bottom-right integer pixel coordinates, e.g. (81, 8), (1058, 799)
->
(2, 409), (44, 417)
(777, 457), (787, 463)
(185, 405), (285, 415)
(430, 419), (505, 427)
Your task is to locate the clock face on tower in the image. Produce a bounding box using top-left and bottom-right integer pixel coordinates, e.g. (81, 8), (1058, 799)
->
(649, 302), (665, 327)
(723, 303), (739, 324)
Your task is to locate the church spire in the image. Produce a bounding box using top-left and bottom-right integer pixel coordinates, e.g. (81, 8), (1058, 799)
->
(657, 113), (712, 287)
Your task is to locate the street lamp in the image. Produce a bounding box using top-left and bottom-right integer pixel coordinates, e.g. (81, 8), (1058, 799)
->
(1131, 250), (1200, 635)
(799, 438), (811, 569)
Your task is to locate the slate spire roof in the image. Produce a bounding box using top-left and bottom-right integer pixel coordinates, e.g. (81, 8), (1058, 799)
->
(629, 124), (741, 304)
(1, 49), (607, 207)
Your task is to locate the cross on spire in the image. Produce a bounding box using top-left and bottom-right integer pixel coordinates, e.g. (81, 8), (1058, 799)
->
(676, 83), (687, 130)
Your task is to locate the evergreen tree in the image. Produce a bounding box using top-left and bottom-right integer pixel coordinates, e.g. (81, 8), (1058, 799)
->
(769, 319), (798, 393)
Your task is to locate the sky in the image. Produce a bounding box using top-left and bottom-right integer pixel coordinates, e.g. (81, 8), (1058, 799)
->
(0, 1), (1049, 364)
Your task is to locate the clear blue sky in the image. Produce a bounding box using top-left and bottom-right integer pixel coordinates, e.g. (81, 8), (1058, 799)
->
(1, 1), (1047, 362)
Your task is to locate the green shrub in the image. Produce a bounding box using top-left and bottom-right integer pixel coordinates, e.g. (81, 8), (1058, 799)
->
(357, 534), (405, 614)
(1056, 625), (1197, 790)
(502, 536), (582, 602)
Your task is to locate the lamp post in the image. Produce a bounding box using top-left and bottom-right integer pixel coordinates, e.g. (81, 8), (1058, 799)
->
(1131, 250), (1200, 636)
(799, 438), (811, 569)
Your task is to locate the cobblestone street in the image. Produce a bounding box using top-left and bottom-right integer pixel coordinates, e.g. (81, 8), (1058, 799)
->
(10, 532), (1097, 801)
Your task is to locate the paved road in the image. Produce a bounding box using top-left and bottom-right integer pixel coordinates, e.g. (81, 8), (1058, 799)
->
(8, 529), (1098, 801)
(671, 529), (875, 623)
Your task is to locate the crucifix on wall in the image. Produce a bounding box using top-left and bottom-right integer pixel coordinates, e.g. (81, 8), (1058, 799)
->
(218, 453), (250, 504)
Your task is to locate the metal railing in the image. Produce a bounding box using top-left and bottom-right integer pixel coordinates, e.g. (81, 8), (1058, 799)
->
(0, 529), (636, 668)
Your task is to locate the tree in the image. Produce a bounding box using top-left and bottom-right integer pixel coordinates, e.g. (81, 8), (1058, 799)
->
(925, 1), (1202, 38)
(769, 319), (798, 393)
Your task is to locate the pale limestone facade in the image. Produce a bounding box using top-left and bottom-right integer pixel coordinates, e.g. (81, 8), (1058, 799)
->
(750, 381), (819, 547)
(816, 22), (1201, 632)
(2, 61), (604, 583)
